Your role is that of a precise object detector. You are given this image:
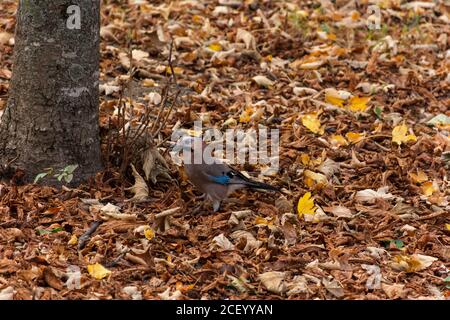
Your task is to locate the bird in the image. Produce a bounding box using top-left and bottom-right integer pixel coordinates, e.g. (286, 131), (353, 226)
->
(178, 136), (280, 212)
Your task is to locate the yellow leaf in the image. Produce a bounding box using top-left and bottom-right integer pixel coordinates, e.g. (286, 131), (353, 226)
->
(166, 66), (184, 75)
(297, 192), (317, 218)
(392, 123), (417, 145)
(176, 281), (195, 292)
(391, 254), (438, 272)
(87, 263), (111, 280)
(327, 33), (337, 41)
(348, 96), (370, 112)
(239, 107), (254, 123)
(301, 113), (324, 134)
(311, 155), (324, 167)
(184, 129), (202, 137)
(291, 56), (325, 70)
(330, 134), (348, 147)
(372, 122), (383, 133)
(68, 234), (78, 246)
(325, 94), (345, 107)
(304, 176), (314, 188)
(351, 11), (360, 20)
(208, 43), (222, 52)
(445, 224), (450, 231)
(192, 15), (204, 24)
(297, 10), (309, 18)
(144, 226), (155, 240)
(345, 132), (365, 143)
(421, 181), (438, 197)
(264, 54), (273, 62)
(331, 47), (348, 57)
(300, 154), (310, 166)
(255, 216), (273, 226)
(142, 79), (155, 87)
(409, 170), (428, 184)
(304, 170), (328, 186)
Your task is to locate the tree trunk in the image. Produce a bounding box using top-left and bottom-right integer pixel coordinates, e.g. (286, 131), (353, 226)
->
(0, 0), (102, 185)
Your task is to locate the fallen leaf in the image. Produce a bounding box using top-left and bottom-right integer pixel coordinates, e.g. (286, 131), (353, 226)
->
(236, 28), (256, 50)
(355, 187), (396, 203)
(230, 230), (262, 252)
(68, 234), (78, 246)
(322, 278), (344, 298)
(144, 226), (155, 240)
(87, 263), (111, 280)
(392, 123), (417, 145)
(211, 233), (235, 250)
(252, 75), (274, 88)
(305, 169), (328, 185)
(258, 271), (287, 294)
(390, 254), (438, 272)
(158, 288), (183, 300)
(330, 134), (348, 147)
(286, 276), (309, 296)
(382, 283), (405, 299)
(345, 132), (365, 143)
(122, 286), (143, 300)
(421, 181), (438, 197)
(348, 96), (370, 112)
(409, 170), (428, 184)
(327, 206), (353, 218)
(132, 49), (149, 61)
(208, 43), (222, 52)
(127, 164), (149, 202)
(301, 113), (324, 134)
(325, 89), (345, 107)
(297, 192), (317, 217)
(0, 287), (14, 300)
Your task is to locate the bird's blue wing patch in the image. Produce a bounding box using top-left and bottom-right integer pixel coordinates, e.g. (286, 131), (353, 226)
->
(207, 174), (230, 185)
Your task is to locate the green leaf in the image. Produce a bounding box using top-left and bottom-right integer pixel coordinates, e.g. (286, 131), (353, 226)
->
(64, 174), (73, 183)
(427, 114), (450, 127)
(381, 239), (404, 249)
(37, 227), (63, 235)
(64, 164), (79, 174)
(320, 23), (330, 33)
(392, 240), (404, 249)
(34, 172), (48, 184)
(444, 276), (450, 282)
(374, 106), (383, 119)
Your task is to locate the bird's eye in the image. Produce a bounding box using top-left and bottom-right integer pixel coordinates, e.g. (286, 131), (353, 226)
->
(226, 171), (236, 178)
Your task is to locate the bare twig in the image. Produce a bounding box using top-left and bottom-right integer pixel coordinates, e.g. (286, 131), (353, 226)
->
(154, 207), (181, 219)
(78, 220), (102, 250)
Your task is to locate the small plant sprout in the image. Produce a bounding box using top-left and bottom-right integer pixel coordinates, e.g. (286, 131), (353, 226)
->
(34, 165), (79, 184)
(54, 164), (79, 184)
(34, 168), (54, 184)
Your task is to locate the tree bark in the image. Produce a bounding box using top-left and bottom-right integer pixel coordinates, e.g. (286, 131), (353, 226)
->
(0, 0), (102, 185)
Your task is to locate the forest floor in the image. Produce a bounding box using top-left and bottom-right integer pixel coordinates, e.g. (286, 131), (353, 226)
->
(0, 0), (449, 300)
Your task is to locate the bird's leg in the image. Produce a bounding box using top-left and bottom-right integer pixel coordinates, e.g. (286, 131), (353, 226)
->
(195, 194), (206, 201)
(191, 194), (208, 215)
(212, 200), (221, 212)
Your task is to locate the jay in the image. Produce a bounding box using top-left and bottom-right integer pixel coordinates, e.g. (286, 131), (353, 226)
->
(179, 136), (279, 212)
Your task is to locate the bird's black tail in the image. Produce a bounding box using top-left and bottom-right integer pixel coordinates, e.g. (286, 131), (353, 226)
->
(245, 180), (281, 192)
(233, 171), (280, 192)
